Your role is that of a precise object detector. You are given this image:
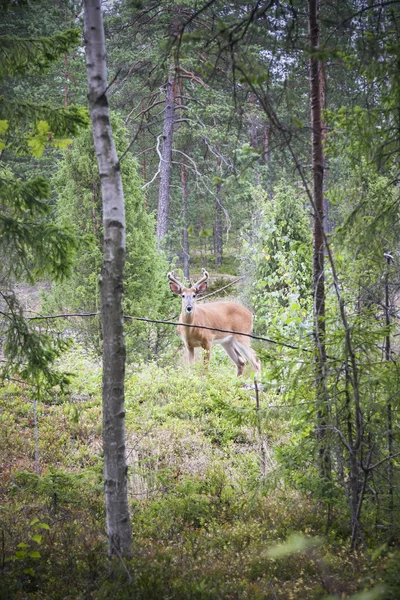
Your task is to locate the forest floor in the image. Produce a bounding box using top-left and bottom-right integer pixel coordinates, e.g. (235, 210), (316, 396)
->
(0, 346), (398, 599)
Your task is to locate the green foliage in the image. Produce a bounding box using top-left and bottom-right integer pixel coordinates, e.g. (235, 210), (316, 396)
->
(44, 117), (171, 360)
(0, 1), (88, 388)
(0, 355), (394, 599)
(244, 182), (312, 338)
(0, 29), (80, 78)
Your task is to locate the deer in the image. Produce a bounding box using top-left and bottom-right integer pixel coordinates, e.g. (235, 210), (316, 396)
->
(168, 269), (261, 376)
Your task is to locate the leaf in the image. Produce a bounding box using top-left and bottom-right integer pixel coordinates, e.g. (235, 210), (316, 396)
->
(32, 534), (42, 544)
(17, 542), (29, 548)
(0, 119), (8, 134)
(29, 550), (41, 559)
(24, 568), (35, 576)
(266, 534), (321, 558)
(36, 523), (50, 530)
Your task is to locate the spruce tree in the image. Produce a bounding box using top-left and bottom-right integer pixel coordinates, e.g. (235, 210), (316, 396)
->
(0, 0), (88, 386)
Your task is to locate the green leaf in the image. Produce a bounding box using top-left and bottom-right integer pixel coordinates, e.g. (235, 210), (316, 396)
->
(32, 534), (42, 544)
(266, 534), (321, 558)
(17, 542), (29, 548)
(29, 550), (41, 559)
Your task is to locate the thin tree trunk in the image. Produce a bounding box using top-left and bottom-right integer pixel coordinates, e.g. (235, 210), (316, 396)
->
(178, 78), (190, 278)
(214, 181), (223, 269)
(83, 0), (132, 558)
(385, 253), (394, 523)
(181, 162), (190, 279)
(214, 141), (223, 269)
(309, 0), (330, 482)
(156, 64), (176, 243)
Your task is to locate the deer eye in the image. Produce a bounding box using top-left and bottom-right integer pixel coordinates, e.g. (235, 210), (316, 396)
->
(182, 293), (186, 298)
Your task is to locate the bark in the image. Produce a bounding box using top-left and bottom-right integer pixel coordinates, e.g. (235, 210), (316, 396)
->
(214, 142), (223, 269)
(156, 65), (176, 243)
(309, 0), (330, 481)
(181, 162), (190, 279)
(214, 181), (223, 269)
(385, 254), (394, 521)
(83, 0), (132, 558)
(319, 60), (331, 234)
(178, 78), (190, 279)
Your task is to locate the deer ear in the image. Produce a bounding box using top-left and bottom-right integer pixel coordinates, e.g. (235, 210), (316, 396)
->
(196, 281), (208, 294)
(169, 281), (182, 295)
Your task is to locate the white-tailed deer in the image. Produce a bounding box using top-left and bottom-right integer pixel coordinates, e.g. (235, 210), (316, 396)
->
(168, 269), (260, 376)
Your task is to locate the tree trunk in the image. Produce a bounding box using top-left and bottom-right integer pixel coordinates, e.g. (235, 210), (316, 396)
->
(156, 64), (176, 243)
(83, 0), (132, 558)
(385, 254), (394, 523)
(178, 77), (190, 279)
(214, 143), (223, 269)
(309, 0), (330, 482)
(214, 181), (223, 269)
(181, 162), (190, 279)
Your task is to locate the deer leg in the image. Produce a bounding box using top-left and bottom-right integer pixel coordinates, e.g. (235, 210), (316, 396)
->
(221, 339), (246, 376)
(202, 342), (211, 367)
(185, 345), (195, 364)
(235, 341), (261, 375)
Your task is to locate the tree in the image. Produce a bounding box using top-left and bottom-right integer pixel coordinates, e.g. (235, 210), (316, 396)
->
(46, 118), (169, 360)
(0, 0), (87, 387)
(83, 0), (132, 557)
(308, 0), (330, 485)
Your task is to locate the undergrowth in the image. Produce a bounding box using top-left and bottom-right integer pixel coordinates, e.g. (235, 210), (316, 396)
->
(0, 347), (398, 599)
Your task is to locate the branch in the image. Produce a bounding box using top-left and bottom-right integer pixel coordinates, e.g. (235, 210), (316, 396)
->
(141, 134), (162, 189)
(367, 451), (400, 472)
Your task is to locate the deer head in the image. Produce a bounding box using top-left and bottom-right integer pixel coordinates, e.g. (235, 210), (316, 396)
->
(168, 269), (209, 316)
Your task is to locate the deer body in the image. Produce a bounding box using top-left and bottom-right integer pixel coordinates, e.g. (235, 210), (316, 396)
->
(168, 270), (260, 376)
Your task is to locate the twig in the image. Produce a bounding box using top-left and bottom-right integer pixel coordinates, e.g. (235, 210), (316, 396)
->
(142, 135), (162, 189)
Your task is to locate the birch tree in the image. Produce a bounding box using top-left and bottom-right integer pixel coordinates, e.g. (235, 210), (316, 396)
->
(83, 0), (132, 557)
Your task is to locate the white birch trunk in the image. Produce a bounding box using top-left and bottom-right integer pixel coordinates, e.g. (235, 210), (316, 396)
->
(83, 0), (132, 557)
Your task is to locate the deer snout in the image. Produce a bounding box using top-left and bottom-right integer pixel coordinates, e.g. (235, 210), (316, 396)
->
(185, 305), (193, 314)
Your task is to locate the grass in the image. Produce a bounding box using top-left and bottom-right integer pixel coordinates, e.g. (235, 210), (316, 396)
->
(0, 347), (397, 599)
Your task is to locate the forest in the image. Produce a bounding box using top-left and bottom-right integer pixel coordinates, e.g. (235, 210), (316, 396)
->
(1, 0), (400, 598)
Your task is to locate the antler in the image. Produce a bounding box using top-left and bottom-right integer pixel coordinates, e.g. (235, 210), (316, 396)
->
(193, 268), (209, 291)
(168, 271), (184, 289)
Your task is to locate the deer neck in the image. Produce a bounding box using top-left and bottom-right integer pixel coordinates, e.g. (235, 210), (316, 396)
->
(180, 308), (196, 324)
